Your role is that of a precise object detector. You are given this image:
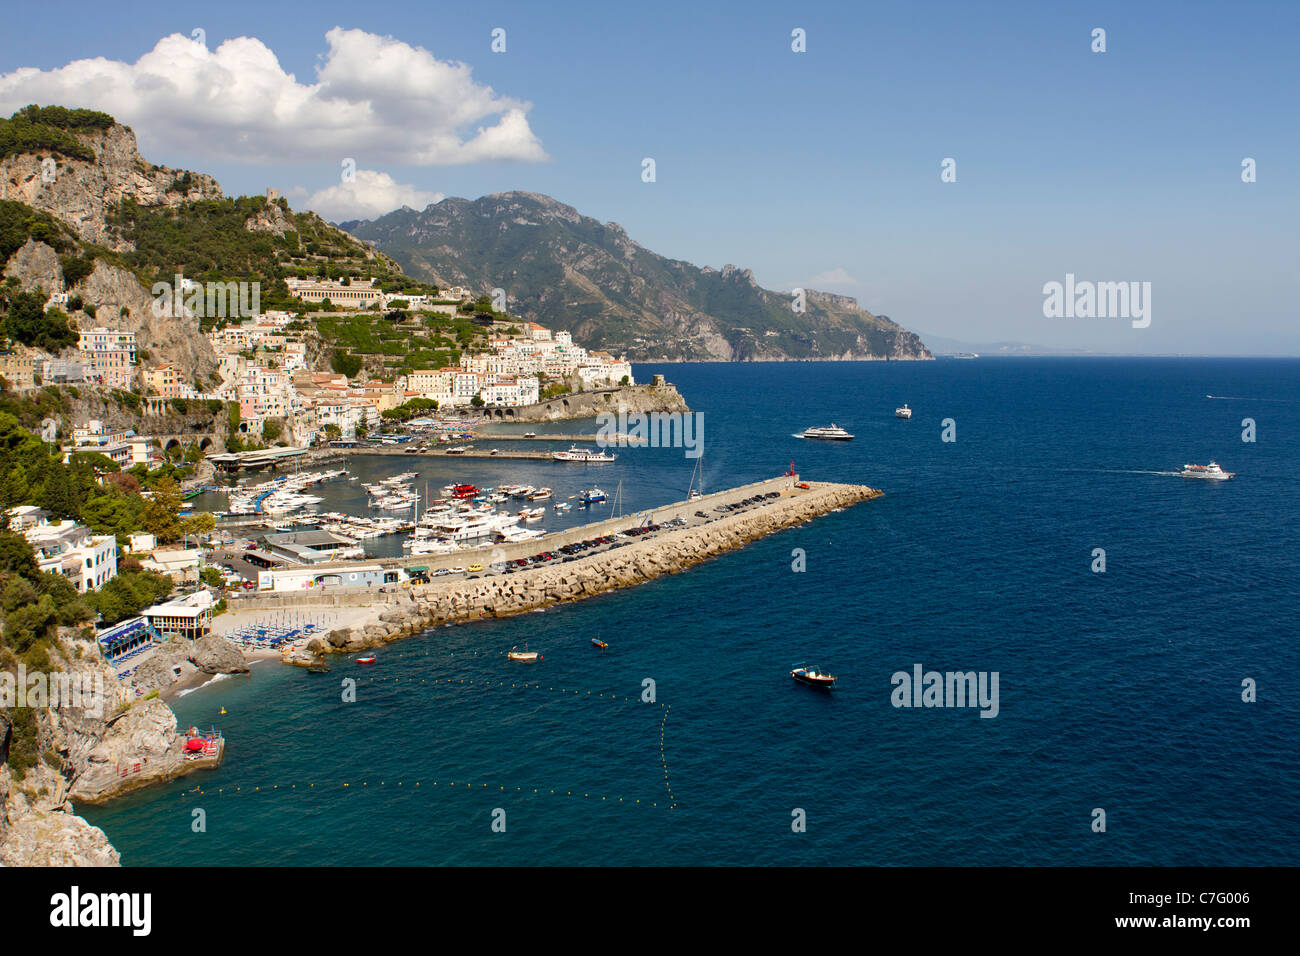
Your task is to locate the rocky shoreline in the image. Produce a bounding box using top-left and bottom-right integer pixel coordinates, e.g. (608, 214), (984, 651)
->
(1, 631), (250, 865)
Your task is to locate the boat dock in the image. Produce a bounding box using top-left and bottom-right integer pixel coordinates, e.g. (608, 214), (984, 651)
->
(228, 476), (882, 623)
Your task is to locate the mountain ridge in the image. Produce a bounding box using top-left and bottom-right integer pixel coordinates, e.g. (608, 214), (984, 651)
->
(342, 191), (932, 363)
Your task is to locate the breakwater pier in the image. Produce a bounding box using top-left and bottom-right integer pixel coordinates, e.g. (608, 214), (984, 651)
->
(222, 476), (882, 658)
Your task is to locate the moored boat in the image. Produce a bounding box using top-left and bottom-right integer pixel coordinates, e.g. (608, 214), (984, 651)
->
(553, 445), (616, 462)
(791, 663), (836, 688)
(508, 643), (542, 662)
(895, 404), (913, 419)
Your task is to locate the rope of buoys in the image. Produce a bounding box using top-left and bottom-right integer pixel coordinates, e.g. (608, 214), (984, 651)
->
(180, 777), (652, 807)
(362, 674), (645, 705)
(199, 664), (679, 813)
(660, 704), (676, 811)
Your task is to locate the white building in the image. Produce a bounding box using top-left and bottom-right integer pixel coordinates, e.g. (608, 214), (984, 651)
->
(19, 518), (118, 593)
(141, 590), (213, 640)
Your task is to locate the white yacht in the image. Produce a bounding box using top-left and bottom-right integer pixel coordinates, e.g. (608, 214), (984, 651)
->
(895, 404), (913, 419)
(553, 445), (616, 462)
(1180, 461), (1234, 481)
(797, 424), (854, 441)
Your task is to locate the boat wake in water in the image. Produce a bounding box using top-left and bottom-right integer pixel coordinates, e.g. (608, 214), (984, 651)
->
(1061, 468), (1186, 478)
(1206, 394), (1299, 403)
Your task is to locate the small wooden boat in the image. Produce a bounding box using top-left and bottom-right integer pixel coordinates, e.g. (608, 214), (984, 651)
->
(591, 638), (608, 650)
(355, 655), (377, 665)
(791, 663), (836, 688)
(508, 643), (542, 662)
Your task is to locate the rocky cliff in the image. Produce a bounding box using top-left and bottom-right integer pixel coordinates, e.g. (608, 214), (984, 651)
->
(476, 382), (690, 423)
(0, 120), (221, 249)
(2, 236), (221, 384)
(343, 191), (933, 363)
(1, 628), (248, 864)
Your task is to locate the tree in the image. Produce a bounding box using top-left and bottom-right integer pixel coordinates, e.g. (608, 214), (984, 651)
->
(142, 474), (182, 542)
(40, 459), (79, 520)
(330, 349), (363, 378)
(181, 512), (215, 539)
(0, 531), (39, 579)
(2, 291), (78, 350)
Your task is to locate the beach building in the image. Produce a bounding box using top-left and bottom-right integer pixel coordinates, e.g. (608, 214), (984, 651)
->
(141, 590), (214, 640)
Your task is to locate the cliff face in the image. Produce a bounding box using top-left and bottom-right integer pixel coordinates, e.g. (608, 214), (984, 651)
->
(0, 122), (221, 249)
(476, 382), (690, 423)
(1, 237), (221, 382)
(0, 629), (248, 864)
(343, 191), (933, 363)
(78, 256), (221, 383)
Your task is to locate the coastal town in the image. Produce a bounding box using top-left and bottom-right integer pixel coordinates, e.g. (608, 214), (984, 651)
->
(0, 107), (886, 870)
(3, 278), (635, 453)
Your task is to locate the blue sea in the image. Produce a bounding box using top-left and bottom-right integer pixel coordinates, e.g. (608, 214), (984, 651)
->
(82, 358), (1300, 866)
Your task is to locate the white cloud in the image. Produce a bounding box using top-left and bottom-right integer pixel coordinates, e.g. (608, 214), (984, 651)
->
(0, 28), (547, 165)
(306, 169), (443, 222)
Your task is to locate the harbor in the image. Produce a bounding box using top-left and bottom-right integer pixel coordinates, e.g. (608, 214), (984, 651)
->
(212, 476), (882, 659)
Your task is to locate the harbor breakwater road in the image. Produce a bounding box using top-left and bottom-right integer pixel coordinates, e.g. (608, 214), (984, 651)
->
(228, 478), (881, 658)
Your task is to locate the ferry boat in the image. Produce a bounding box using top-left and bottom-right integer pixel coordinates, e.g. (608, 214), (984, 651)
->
(580, 488), (608, 504)
(553, 445), (617, 463)
(791, 663), (836, 688)
(1180, 461), (1234, 481)
(508, 644), (542, 662)
(797, 424), (854, 441)
(895, 404), (913, 419)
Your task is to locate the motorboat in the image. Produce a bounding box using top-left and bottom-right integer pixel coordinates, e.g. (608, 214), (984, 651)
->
(791, 663), (836, 688)
(1180, 461), (1234, 481)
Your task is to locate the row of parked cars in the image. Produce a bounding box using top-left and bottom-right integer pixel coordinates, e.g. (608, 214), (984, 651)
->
(709, 491), (781, 515)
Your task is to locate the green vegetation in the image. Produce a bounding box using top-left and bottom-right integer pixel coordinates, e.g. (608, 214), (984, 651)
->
(380, 397), (438, 422)
(0, 106), (113, 163)
(0, 287), (79, 351)
(0, 200), (78, 261)
(315, 311), (493, 376)
(329, 349), (363, 378)
(102, 193), (437, 329)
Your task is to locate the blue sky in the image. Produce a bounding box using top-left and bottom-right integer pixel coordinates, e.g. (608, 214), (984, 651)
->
(2, 0), (1297, 354)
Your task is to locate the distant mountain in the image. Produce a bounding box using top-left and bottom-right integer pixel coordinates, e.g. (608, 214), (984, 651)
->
(342, 192), (931, 362)
(916, 331), (1118, 357)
